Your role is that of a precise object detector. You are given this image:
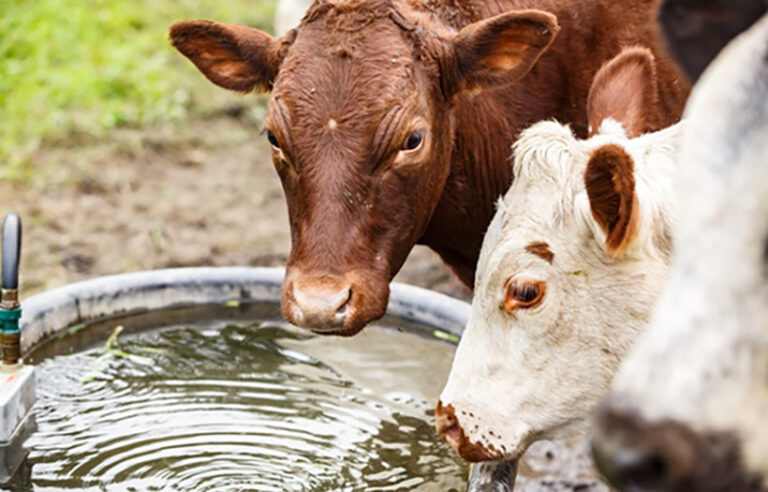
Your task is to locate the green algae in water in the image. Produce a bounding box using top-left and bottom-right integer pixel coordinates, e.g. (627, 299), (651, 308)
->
(19, 321), (468, 491)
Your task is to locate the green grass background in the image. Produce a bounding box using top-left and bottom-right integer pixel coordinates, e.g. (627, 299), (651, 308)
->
(0, 0), (276, 179)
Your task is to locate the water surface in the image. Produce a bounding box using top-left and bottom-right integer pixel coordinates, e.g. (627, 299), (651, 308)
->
(15, 320), (467, 491)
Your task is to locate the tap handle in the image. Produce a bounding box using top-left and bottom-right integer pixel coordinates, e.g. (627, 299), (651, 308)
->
(2, 213), (21, 290)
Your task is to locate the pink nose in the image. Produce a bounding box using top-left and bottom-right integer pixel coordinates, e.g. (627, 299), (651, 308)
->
(288, 278), (352, 331)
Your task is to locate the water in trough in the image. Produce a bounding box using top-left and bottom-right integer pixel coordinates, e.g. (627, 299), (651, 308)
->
(15, 310), (466, 491)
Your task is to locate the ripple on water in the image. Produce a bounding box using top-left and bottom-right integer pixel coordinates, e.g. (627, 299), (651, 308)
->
(21, 322), (467, 491)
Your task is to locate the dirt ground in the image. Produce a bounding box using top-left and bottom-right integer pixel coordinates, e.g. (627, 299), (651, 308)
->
(3, 111), (469, 300)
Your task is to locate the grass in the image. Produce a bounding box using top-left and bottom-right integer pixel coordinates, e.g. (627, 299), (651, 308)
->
(0, 0), (276, 179)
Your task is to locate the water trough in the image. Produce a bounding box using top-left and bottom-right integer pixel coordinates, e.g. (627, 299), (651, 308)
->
(6, 267), (478, 490)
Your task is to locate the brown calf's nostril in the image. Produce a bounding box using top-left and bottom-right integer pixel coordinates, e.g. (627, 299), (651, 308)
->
(335, 286), (352, 315)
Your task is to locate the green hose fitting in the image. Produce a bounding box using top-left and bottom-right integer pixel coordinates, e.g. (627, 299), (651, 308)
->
(0, 307), (21, 335)
(0, 305), (21, 365)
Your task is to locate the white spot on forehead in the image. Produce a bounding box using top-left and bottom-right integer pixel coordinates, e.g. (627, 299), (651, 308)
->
(328, 118), (338, 130)
(598, 118), (628, 138)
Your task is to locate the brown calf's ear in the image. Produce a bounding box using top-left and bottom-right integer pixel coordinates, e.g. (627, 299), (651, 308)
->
(587, 47), (659, 137)
(169, 20), (284, 93)
(448, 10), (559, 95)
(585, 144), (638, 257)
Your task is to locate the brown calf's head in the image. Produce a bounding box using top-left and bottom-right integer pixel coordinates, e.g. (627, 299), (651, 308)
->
(170, 0), (559, 335)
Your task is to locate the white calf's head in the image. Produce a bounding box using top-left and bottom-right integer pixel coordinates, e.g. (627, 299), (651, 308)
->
(593, 14), (768, 491)
(436, 47), (683, 462)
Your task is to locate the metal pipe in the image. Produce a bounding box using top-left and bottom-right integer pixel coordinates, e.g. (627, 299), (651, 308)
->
(467, 461), (518, 492)
(0, 213), (22, 366)
(1, 214), (20, 291)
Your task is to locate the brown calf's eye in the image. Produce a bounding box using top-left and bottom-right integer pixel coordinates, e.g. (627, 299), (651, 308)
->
(267, 130), (280, 149)
(403, 131), (424, 151)
(501, 277), (546, 312)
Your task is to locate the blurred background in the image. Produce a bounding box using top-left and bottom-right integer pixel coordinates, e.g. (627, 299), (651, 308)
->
(0, 0), (465, 298)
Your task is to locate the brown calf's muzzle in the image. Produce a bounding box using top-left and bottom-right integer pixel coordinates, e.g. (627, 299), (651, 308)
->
(281, 268), (389, 336)
(592, 401), (764, 491)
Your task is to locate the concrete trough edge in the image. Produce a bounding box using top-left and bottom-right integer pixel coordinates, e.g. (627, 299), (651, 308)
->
(19, 267), (471, 354)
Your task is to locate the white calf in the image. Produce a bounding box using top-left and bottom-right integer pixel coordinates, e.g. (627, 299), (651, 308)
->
(435, 47), (683, 464)
(593, 14), (768, 492)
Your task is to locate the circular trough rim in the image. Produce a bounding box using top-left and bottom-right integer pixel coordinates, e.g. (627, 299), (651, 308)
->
(19, 267), (470, 353)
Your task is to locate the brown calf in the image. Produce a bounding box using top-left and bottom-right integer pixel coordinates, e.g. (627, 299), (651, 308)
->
(170, 0), (690, 335)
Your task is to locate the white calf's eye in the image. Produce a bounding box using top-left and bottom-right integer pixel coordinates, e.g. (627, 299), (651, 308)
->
(501, 277), (546, 312)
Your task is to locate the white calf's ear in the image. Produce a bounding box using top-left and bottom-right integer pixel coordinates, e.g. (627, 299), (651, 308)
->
(584, 144), (638, 257)
(587, 47), (659, 137)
